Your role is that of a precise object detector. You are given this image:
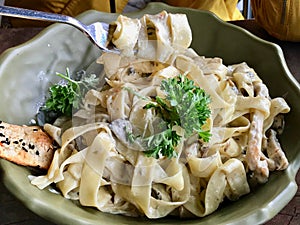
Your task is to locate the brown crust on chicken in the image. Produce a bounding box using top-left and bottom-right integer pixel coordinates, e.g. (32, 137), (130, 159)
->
(0, 121), (54, 169)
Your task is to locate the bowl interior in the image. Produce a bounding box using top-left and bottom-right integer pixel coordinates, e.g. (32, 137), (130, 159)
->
(0, 2), (299, 225)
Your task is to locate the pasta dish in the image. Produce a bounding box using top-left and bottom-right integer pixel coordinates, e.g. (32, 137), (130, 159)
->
(30, 11), (290, 218)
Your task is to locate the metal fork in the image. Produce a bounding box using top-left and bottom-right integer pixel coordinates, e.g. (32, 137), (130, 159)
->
(0, 5), (118, 53)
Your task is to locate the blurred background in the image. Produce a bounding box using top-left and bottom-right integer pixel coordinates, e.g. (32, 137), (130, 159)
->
(0, 0), (253, 27)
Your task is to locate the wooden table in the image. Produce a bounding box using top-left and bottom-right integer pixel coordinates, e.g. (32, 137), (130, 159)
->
(0, 20), (299, 225)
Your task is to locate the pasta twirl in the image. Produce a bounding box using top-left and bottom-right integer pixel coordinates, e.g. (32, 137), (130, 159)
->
(30, 11), (290, 218)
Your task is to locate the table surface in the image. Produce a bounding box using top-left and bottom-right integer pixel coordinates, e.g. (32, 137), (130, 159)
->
(0, 19), (299, 225)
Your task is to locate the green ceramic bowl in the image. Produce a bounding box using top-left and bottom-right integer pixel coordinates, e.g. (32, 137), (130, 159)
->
(0, 3), (299, 225)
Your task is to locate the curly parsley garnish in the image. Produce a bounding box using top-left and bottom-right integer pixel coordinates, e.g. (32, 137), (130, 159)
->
(142, 75), (211, 158)
(142, 128), (181, 159)
(43, 68), (99, 117)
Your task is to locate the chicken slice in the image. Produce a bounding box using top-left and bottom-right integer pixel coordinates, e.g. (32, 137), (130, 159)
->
(0, 121), (55, 169)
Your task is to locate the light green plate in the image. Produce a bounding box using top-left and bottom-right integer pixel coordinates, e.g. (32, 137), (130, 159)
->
(0, 2), (299, 225)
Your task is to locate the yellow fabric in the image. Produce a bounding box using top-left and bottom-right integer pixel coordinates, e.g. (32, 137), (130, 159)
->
(6, 0), (243, 27)
(5, 0), (128, 27)
(7, 0), (299, 41)
(251, 0), (300, 42)
(164, 0), (244, 21)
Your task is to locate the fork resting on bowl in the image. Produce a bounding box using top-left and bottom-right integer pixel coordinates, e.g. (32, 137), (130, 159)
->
(0, 5), (117, 53)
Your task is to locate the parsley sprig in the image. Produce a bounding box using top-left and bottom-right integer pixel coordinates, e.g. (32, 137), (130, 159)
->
(142, 75), (211, 158)
(44, 68), (99, 117)
(142, 128), (181, 159)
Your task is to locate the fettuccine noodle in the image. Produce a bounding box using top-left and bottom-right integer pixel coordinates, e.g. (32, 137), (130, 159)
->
(30, 11), (290, 218)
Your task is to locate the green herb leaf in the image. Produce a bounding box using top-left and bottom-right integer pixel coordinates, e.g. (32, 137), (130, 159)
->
(143, 74), (211, 158)
(43, 68), (99, 117)
(143, 128), (181, 159)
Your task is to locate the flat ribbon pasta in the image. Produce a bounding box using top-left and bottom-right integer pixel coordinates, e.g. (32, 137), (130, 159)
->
(30, 11), (290, 219)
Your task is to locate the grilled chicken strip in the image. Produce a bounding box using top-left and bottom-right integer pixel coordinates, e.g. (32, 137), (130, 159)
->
(0, 121), (55, 169)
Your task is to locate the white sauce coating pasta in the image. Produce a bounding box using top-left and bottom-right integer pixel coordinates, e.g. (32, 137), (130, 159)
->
(30, 11), (290, 218)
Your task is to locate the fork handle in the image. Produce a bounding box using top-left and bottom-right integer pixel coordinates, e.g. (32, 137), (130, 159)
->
(0, 5), (86, 30)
